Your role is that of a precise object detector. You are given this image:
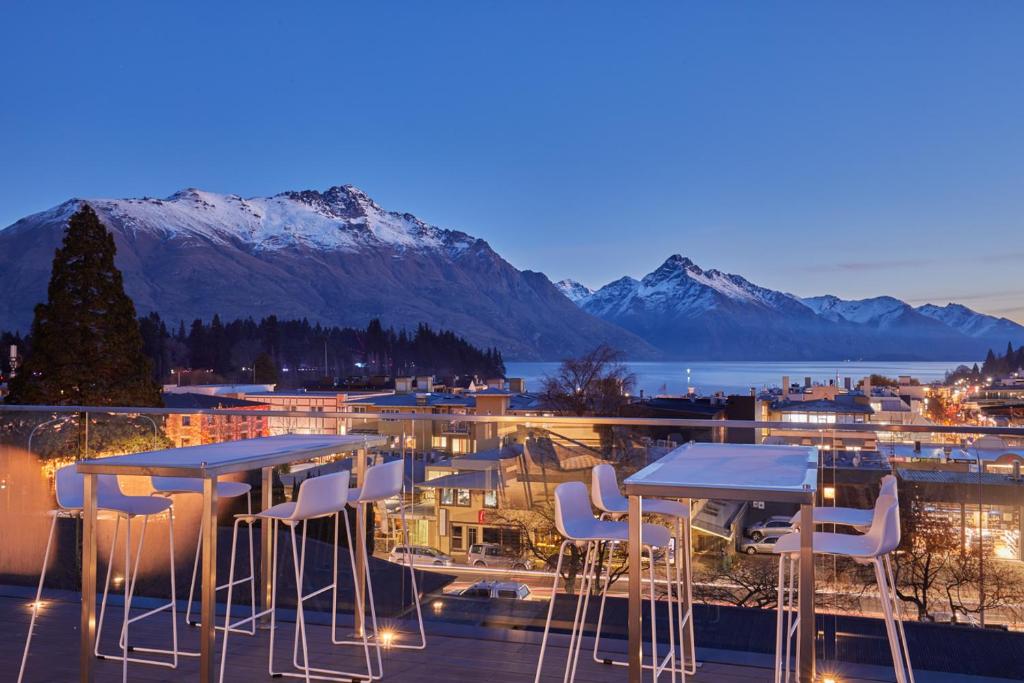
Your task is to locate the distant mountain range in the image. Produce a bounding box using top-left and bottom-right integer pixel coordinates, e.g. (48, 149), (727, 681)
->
(0, 186), (656, 361)
(2, 186), (1020, 362)
(557, 256), (1024, 361)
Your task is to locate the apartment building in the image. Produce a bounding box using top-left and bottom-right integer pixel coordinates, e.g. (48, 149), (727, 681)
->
(162, 392), (270, 447)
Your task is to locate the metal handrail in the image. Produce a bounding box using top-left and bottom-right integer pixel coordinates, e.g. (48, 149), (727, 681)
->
(1, 403), (1023, 437)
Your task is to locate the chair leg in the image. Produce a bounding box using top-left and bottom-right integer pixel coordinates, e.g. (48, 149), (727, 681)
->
(95, 514), (121, 658)
(533, 540), (570, 683)
(342, 510), (381, 681)
(874, 558), (908, 683)
(289, 523), (313, 683)
(566, 540), (600, 683)
(398, 502), (427, 649)
(664, 547), (678, 683)
(218, 517), (244, 683)
(884, 554), (915, 683)
(774, 553), (786, 683)
(18, 513), (58, 683)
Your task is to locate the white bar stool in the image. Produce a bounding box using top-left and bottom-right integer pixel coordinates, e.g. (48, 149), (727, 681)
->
(333, 458), (424, 679)
(773, 493), (913, 683)
(151, 476), (257, 634)
(533, 481), (677, 683)
(19, 464), (178, 683)
(219, 470), (378, 683)
(590, 463), (695, 677)
(791, 474), (897, 531)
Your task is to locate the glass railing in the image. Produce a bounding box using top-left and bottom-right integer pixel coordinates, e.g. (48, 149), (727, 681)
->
(2, 405), (1023, 679)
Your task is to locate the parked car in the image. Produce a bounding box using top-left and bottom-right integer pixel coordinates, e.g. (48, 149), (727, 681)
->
(458, 580), (532, 600)
(467, 543), (532, 570)
(745, 515), (797, 541)
(738, 534), (783, 555)
(388, 545), (455, 567)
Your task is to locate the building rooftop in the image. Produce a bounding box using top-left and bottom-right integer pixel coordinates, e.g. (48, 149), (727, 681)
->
(773, 397), (874, 414)
(161, 392), (269, 410)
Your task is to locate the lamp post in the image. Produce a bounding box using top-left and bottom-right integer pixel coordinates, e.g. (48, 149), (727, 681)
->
(27, 415), (73, 455)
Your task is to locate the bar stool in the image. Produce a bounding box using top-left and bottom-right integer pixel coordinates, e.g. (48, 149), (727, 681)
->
(773, 494), (913, 683)
(150, 476), (257, 633)
(19, 465), (178, 683)
(791, 474), (897, 531)
(219, 470), (378, 683)
(534, 481), (677, 683)
(333, 458), (423, 679)
(590, 463), (695, 677)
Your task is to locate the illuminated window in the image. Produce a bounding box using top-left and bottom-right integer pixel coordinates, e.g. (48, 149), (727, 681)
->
(484, 490), (498, 508)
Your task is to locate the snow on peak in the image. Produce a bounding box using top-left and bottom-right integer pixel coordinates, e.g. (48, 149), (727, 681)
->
(76, 185), (474, 254)
(916, 302), (1024, 339)
(555, 279), (594, 303)
(801, 295), (909, 325)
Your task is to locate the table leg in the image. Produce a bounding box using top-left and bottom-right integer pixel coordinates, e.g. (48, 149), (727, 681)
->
(354, 448), (367, 636)
(200, 476), (218, 683)
(79, 474), (97, 683)
(680, 497), (695, 670)
(798, 502), (815, 683)
(260, 466), (273, 627)
(627, 494), (642, 683)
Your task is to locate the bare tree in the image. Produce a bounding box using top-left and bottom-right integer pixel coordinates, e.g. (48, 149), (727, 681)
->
(541, 345), (635, 416)
(696, 557), (781, 609)
(889, 503), (955, 620)
(944, 547), (1024, 625)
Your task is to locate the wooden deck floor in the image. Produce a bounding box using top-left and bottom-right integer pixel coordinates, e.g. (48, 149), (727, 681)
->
(0, 592), (899, 683)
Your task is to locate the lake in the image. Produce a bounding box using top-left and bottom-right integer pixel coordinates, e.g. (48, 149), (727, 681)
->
(504, 360), (968, 396)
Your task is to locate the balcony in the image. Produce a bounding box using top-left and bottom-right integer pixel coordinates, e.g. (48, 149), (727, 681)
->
(2, 406), (1023, 682)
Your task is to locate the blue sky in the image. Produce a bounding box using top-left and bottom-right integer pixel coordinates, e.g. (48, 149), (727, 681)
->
(2, 2), (1022, 321)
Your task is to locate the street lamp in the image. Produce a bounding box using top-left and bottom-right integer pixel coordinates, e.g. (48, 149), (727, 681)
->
(27, 415), (73, 455)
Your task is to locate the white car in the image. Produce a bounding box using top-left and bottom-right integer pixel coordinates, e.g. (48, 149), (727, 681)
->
(458, 580), (532, 600)
(745, 515), (797, 541)
(388, 545), (454, 567)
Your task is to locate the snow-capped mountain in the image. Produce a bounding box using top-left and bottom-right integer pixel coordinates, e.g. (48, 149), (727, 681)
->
(916, 303), (1024, 342)
(0, 186), (658, 361)
(555, 279), (594, 303)
(801, 295), (912, 326)
(574, 255), (1022, 360)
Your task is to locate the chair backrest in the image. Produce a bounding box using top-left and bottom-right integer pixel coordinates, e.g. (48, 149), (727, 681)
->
(879, 474), (897, 498)
(554, 481), (595, 541)
(360, 459), (404, 502)
(591, 463), (628, 514)
(863, 493), (900, 556)
(55, 465), (124, 510)
(291, 470), (351, 520)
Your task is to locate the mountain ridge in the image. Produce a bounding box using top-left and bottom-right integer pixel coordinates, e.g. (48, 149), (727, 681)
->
(0, 186), (659, 361)
(569, 255), (1024, 360)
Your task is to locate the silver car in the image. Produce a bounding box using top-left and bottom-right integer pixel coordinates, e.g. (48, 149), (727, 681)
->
(745, 515), (797, 541)
(466, 543), (532, 570)
(388, 545), (454, 567)
(738, 534), (783, 555)
(458, 580), (532, 600)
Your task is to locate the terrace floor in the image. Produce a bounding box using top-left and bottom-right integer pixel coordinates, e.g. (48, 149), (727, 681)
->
(0, 590), (1008, 683)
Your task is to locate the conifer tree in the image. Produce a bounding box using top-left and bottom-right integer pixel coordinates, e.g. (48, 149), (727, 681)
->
(7, 204), (160, 406)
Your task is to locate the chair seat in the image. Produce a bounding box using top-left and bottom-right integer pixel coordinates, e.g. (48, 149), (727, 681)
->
(774, 530), (878, 559)
(641, 498), (690, 519)
(151, 477), (252, 498)
(790, 506), (873, 530)
(104, 495), (174, 518)
(568, 518), (672, 548)
(595, 497), (690, 520)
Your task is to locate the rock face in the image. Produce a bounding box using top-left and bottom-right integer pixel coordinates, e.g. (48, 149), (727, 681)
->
(0, 186), (658, 361)
(571, 255), (1024, 360)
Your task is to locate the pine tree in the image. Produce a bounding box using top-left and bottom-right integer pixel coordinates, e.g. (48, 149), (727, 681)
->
(253, 352), (279, 384)
(7, 204), (161, 406)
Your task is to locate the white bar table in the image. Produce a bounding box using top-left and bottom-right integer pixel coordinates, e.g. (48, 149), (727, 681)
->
(623, 443), (818, 683)
(75, 433), (386, 683)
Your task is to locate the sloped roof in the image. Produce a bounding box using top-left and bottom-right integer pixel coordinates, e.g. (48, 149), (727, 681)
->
(162, 392), (268, 410)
